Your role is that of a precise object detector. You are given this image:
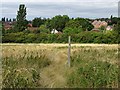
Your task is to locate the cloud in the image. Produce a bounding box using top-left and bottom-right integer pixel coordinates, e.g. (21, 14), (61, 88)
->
(1, 0), (120, 3)
(1, 1), (118, 20)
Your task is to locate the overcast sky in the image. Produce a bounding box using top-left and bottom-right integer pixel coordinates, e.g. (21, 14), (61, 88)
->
(1, 0), (119, 20)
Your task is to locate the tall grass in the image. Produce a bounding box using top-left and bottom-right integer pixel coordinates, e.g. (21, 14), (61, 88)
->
(2, 44), (119, 88)
(67, 47), (118, 88)
(2, 49), (51, 88)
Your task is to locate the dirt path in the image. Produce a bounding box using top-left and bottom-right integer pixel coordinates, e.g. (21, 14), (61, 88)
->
(40, 49), (68, 88)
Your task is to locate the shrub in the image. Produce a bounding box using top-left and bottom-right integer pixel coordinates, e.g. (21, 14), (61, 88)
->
(2, 31), (118, 44)
(63, 27), (83, 34)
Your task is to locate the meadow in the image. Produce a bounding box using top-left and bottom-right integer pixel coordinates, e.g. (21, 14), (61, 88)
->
(1, 44), (119, 88)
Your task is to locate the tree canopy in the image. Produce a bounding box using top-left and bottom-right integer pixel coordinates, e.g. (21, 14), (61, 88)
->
(32, 17), (46, 27)
(46, 15), (69, 32)
(15, 4), (28, 32)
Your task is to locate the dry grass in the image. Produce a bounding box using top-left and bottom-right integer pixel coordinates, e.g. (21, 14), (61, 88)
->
(1, 44), (119, 88)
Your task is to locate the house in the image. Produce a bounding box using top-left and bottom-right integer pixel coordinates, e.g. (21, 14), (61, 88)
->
(27, 27), (38, 31)
(3, 21), (16, 30)
(27, 23), (32, 27)
(27, 23), (39, 31)
(4, 22), (13, 30)
(101, 21), (108, 27)
(51, 29), (58, 34)
(92, 20), (108, 29)
(91, 28), (100, 32)
(106, 26), (113, 31)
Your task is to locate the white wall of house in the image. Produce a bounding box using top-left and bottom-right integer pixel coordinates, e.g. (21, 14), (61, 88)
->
(51, 29), (58, 34)
(106, 26), (113, 31)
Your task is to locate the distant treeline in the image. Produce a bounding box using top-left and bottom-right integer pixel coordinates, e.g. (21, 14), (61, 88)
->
(1, 4), (120, 44)
(2, 31), (119, 44)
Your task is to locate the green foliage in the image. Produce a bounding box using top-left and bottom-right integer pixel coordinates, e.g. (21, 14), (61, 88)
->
(75, 18), (94, 31)
(65, 18), (94, 31)
(99, 26), (106, 32)
(2, 44), (118, 88)
(0, 22), (2, 43)
(63, 27), (83, 34)
(110, 20), (120, 43)
(15, 4), (28, 32)
(39, 25), (50, 34)
(46, 15), (69, 32)
(65, 20), (81, 28)
(32, 18), (46, 27)
(2, 31), (118, 44)
(109, 17), (120, 25)
(1, 23), (5, 36)
(2, 50), (51, 88)
(23, 29), (31, 34)
(67, 49), (118, 88)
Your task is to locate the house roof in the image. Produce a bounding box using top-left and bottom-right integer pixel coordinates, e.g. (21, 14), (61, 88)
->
(92, 20), (108, 29)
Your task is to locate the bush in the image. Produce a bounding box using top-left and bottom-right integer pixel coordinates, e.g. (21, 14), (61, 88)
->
(2, 31), (118, 44)
(63, 27), (83, 34)
(39, 25), (50, 34)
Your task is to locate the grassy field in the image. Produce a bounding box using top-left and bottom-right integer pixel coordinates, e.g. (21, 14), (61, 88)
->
(1, 44), (119, 88)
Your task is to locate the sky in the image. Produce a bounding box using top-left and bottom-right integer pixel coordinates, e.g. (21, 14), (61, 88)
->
(1, 0), (120, 20)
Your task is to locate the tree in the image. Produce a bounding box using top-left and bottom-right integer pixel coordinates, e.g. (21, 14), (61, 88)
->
(65, 18), (94, 31)
(65, 19), (81, 28)
(15, 4), (28, 32)
(9, 19), (12, 22)
(32, 17), (45, 27)
(39, 25), (50, 33)
(63, 27), (83, 34)
(111, 17), (120, 25)
(47, 15), (69, 32)
(2, 23), (5, 36)
(2, 17), (5, 22)
(13, 18), (16, 22)
(113, 20), (120, 43)
(45, 18), (52, 30)
(75, 18), (94, 31)
(110, 15), (113, 21)
(6, 18), (8, 22)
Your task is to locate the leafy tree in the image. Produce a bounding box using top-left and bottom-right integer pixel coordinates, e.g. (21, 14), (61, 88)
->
(65, 20), (81, 28)
(32, 17), (45, 27)
(65, 18), (93, 31)
(45, 18), (52, 30)
(110, 17), (120, 25)
(114, 20), (120, 33)
(114, 20), (120, 43)
(39, 25), (50, 33)
(14, 4), (28, 32)
(2, 23), (5, 36)
(63, 27), (83, 34)
(47, 15), (69, 32)
(75, 18), (94, 31)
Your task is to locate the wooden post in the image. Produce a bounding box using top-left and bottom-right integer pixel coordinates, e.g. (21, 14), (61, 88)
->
(68, 36), (71, 67)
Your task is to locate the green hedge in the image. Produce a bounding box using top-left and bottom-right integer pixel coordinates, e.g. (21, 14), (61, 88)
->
(2, 31), (119, 44)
